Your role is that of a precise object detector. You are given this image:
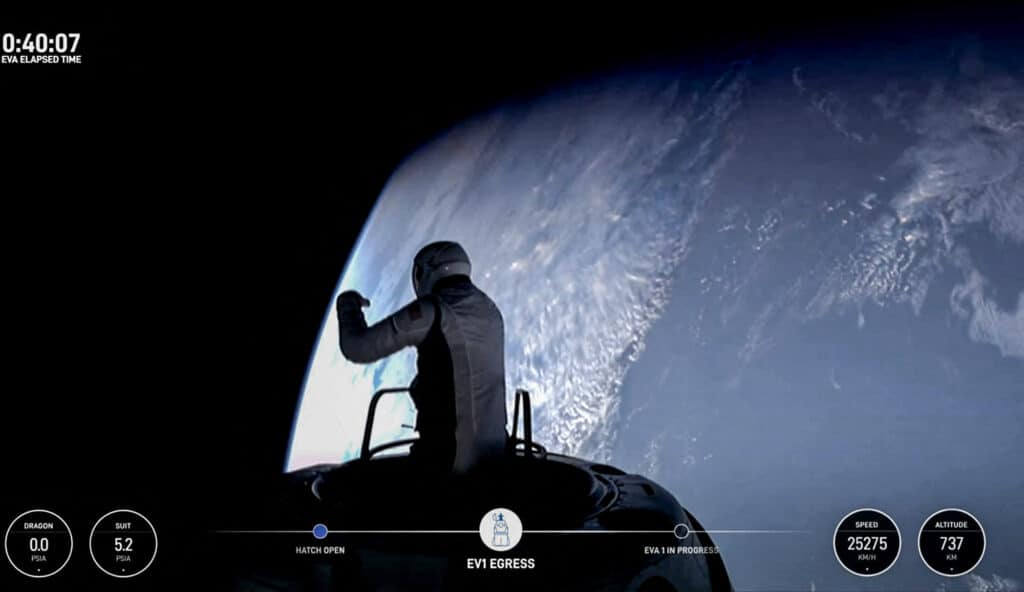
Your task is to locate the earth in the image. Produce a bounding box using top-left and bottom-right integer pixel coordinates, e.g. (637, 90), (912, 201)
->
(287, 33), (1022, 591)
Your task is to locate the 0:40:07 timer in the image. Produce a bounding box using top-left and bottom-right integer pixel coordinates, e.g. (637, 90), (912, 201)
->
(2, 33), (80, 54)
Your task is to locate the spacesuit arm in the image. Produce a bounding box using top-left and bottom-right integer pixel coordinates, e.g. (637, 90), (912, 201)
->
(337, 297), (437, 364)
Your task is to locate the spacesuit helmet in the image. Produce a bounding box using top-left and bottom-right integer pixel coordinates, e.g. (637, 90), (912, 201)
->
(412, 241), (472, 297)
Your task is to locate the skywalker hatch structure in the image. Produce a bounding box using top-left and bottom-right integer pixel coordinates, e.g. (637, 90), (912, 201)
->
(233, 388), (733, 592)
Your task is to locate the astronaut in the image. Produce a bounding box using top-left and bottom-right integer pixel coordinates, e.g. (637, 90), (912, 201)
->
(335, 241), (508, 474)
(492, 512), (510, 547)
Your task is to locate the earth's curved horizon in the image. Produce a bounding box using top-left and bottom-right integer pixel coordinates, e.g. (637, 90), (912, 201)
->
(288, 32), (1022, 591)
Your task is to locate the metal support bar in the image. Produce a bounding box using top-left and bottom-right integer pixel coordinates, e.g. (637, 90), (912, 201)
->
(360, 387), (412, 460)
(512, 388), (533, 454)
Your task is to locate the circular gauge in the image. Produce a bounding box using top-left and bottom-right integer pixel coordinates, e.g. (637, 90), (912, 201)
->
(918, 508), (985, 577)
(4, 509), (74, 578)
(833, 508), (901, 576)
(479, 508), (523, 552)
(89, 509), (158, 578)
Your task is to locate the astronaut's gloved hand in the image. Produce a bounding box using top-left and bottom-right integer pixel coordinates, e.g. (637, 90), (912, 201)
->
(336, 290), (371, 314)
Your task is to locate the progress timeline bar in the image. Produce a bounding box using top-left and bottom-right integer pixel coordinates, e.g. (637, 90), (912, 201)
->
(213, 529), (809, 535)
(214, 518), (809, 554)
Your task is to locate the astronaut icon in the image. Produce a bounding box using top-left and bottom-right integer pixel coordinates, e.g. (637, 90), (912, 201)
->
(479, 507), (521, 551)
(492, 512), (510, 547)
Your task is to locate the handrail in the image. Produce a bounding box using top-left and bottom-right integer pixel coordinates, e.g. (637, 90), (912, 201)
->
(360, 387), (413, 460)
(511, 388), (534, 455)
(361, 386), (539, 462)
(366, 437), (419, 459)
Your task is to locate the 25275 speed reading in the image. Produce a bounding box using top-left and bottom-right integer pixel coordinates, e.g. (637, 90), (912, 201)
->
(847, 536), (889, 551)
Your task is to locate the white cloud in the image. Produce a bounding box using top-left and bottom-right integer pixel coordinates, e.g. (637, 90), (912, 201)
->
(967, 573), (1022, 592)
(951, 268), (1024, 359)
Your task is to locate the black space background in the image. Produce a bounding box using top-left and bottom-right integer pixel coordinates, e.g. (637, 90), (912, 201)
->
(2, 4), (1020, 588)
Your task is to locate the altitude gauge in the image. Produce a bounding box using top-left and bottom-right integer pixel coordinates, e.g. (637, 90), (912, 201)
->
(918, 509), (985, 577)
